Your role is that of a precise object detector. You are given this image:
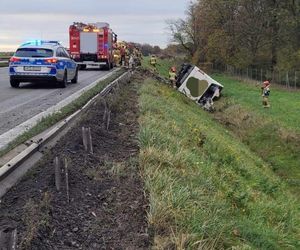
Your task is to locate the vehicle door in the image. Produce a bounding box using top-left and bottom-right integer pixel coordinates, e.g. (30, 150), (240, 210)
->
(56, 47), (67, 80)
(62, 48), (76, 80)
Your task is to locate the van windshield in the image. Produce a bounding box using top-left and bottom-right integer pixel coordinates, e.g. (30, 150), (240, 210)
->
(15, 48), (53, 58)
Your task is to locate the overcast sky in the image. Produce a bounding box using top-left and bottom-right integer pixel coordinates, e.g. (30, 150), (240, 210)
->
(0, 0), (190, 51)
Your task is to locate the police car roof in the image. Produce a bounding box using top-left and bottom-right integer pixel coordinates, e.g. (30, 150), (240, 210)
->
(19, 40), (62, 49)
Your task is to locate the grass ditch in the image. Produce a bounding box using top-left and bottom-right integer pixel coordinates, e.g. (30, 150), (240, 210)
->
(212, 74), (300, 194)
(138, 78), (299, 249)
(0, 68), (126, 159)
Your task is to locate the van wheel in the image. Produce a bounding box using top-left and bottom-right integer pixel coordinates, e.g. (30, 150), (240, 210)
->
(10, 79), (20, 88)
(59, 71), (67, 88)
(71, 68), (78, 83)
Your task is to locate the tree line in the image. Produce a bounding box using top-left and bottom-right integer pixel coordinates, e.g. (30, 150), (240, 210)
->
(168, 0), (300, 71)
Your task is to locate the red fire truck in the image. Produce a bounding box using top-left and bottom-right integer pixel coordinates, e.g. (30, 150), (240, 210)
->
(69, 22), (117, 70)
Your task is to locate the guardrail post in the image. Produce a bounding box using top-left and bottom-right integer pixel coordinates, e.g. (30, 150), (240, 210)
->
(0, 228), (17, 250)
(64, 158), (70, 203)
(54, 157), (61, 191)
(106, 111), (111, 131)
(87, 128), (93, 154)
(103, 101), (108, 122)
(82, 127), (93, 154)
(82, 127), (88, 151)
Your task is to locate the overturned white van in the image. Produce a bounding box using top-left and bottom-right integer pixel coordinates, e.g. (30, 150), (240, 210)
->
(176, 64), (223, 110)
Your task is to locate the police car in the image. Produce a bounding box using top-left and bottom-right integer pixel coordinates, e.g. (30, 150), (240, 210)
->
(9, 40), (78, 88)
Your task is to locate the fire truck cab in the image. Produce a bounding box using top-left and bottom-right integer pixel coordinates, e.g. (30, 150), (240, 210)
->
(69, 22), (117, 70)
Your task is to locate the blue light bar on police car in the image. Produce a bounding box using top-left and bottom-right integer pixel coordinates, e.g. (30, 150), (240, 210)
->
(21, 40), (62, 46)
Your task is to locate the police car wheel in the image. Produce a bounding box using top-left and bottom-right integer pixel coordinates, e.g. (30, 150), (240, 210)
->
(79, 65), (86, 70)
(10, 79), (20, 88)
(105, 62), (111, 71)
(71, 69), (78, 84)
(59, 71), (67, 88)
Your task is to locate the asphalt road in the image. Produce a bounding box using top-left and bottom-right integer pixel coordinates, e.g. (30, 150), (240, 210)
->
(0, 67), (113, 135)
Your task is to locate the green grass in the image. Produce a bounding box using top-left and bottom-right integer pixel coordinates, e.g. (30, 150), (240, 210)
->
(0, 52), (13, 56)
(138, 78), (299, 249)
(0, 69), (126, 159)
(213, 74), (300, 133)
(142, 56), (180, 78)
(0, 53), (11, 67)
(0, 52), (12, 63)
(210, 74), (300, 194)
(0, 63), (8, 67)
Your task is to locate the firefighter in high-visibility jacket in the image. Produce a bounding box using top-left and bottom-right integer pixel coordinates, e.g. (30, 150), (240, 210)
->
(169, 66), (177, 88)
(261, 80), (271, 108)
(149, 55), (157, 71)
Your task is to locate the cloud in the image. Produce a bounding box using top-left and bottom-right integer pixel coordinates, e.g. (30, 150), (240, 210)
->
(0, 0), (188, 15)
(0, 0), (190, 51)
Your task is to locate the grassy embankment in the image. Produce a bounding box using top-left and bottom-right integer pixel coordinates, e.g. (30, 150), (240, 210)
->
(139, 59), (299, 248)
(141, 58), (300, 193)
(141, 56), (180, 78)
(212, 75), (300, 193)
(139, 79), (299, 249)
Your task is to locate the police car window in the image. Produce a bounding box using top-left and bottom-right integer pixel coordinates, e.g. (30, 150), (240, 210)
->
(56, 48), (64, 57)
(62, 48), (70, 58)
(15, 48), (53, 58)
(57, 48), (68, 58)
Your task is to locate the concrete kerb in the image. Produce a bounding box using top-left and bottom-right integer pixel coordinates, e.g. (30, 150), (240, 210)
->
(0, 68), (120, 151)
(0, 70), (132, 182)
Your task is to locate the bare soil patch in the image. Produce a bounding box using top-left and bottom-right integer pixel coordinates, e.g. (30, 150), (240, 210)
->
(0, 74), (150, 249)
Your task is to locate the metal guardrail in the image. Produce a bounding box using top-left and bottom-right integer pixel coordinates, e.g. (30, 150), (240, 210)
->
(0, 69), (119, 150)
(0, 71), (132, 183)
(0, 69), (132, 250)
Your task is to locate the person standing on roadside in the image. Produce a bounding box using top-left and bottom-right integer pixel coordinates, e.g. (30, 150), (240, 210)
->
(129, 55), (135, 71)
(149, 55), (157, 72)
(124, 47), (130, 68)
(120, 46), (126, 66)
(261, 80), (271, 108)
(169, 66), (177, 88)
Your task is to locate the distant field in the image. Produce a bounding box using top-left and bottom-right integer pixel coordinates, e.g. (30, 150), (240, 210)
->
(0, 52), (13, 64)
(0, 62), (8, 67)
(0, 52), (13, 56)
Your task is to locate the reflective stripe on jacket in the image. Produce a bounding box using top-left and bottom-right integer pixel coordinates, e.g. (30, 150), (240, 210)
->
(150, 57), (157, 65)
(169, 71), (176, 80)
